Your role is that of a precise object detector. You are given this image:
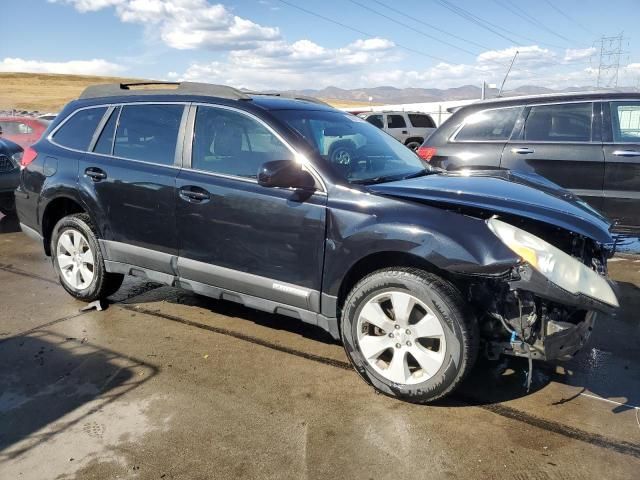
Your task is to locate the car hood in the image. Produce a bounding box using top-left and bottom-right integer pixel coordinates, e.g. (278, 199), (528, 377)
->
(368, 169), (613, 244)
(0, 137), (22, 155)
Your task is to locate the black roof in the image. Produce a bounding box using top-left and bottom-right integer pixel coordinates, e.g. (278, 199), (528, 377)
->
(467, 90), (640, 110)
(78, 82), (332, 110)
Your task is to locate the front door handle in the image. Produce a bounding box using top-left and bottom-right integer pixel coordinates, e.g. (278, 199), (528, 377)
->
(85, 167), (107, 182)
(402, 130), (408, 134)
(612, 149), (640, 157)
(179, 186), (210, 202)
(511, 147), (535, 154)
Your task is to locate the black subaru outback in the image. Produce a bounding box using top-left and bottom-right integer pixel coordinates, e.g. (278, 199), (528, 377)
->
(16, 82), (619, 403)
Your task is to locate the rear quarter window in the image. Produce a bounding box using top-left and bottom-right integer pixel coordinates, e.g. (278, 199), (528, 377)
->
(53, 107), (107, 151)
(454, 107), (520, 142)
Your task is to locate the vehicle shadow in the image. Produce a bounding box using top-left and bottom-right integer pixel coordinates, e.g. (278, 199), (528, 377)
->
(0, 329), (158, 460)
(116, 280), (638, 411)
(0, 213), (20, 234)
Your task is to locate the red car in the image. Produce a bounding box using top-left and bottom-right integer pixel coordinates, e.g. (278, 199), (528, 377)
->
(0, 117), (48, 149)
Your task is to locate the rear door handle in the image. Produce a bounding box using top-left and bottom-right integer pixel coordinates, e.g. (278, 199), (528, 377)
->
(511, 147), (535, 154)
(179, 186), (210, 202)
(612, 149), (640, 157)
(402, 130), (408, 134)
(85, 167), (107, 181)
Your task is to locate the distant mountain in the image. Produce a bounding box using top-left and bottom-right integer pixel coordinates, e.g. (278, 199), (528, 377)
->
(283, 84), (596, 104)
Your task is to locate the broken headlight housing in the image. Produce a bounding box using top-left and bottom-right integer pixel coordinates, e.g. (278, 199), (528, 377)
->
(487, 218), (619, 308)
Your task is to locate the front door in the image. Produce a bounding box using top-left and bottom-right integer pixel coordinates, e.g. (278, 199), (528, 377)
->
(175, 105), (327, 311)
(602, 101), (640, 231)
(79, 103), (186, 273)
(500, 101), (605, 212)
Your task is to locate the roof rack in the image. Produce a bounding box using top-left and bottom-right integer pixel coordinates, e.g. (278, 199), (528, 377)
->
(79, 82), (252, 101)
(243, 91), (330, 106)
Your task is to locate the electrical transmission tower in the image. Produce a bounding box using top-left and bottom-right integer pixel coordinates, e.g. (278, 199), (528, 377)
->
(594, 33), (626, 88)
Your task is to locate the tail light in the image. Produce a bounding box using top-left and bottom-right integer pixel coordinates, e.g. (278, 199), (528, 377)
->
(20, 146), (38, 168)
(416, 146), (437, 162)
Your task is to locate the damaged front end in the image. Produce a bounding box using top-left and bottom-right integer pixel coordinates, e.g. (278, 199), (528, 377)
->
(468, 217), (619, 363)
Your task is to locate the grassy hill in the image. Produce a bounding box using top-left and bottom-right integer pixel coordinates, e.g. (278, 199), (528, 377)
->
(0, 72), (372, 112)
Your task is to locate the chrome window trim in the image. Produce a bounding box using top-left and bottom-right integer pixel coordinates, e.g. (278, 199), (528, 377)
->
(48, 104), (110, 153)
(48, 101), (190, 169)
(187, 102), (328, 194)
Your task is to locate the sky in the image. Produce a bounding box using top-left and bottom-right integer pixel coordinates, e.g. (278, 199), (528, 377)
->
(2, 0), (640, 91)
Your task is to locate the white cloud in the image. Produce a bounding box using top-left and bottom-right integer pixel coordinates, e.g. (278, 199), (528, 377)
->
(173, 37), (396, 89)
(0, 57), (125, 76)
(52, 0), (281, 50)
(564, 47), (596, 62)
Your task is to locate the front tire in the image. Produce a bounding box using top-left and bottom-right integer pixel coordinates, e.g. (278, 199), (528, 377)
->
(341, 268), (478, 403)
(51, 213), (123, 302)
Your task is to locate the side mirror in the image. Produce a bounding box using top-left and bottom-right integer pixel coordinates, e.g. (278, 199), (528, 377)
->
(258, 160), (316, 190)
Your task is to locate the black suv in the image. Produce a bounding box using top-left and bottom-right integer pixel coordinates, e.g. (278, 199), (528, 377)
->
(418, 91), (640, 232)
(16, 82), (619, 403)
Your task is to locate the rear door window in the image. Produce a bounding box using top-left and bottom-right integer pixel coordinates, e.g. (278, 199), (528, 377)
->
(387, 115), (406, 129)
(523, 102), (593, 142)
(93, 107), (119, 155)
(454, 107), (520, 141)
(52, 107), (107, 151)
(408, 114), (436, 128)
(610, 101), (640, 142)
(113, 104), (184, 165)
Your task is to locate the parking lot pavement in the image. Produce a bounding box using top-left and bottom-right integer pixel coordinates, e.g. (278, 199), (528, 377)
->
(1, 216), (639, 480)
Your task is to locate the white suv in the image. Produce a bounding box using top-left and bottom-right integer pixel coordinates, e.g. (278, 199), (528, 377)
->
(358, 111), (437, 150)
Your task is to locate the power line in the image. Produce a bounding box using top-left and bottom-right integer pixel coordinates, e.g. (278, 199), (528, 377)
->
(276, 0), (452, 63)
(434, 0), (566, 50)
(492, 0), (575, 45)
(348, 0), (479, 57)
(542, 0), (596, 36)
(370, 0), (491, 51)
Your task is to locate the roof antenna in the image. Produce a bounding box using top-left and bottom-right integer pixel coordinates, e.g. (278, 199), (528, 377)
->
(497, 50), (519, 98)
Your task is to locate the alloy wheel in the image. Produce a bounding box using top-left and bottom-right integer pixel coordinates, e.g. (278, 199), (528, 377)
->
(356, 291), (447, 385)
(56, 229), (95, 290)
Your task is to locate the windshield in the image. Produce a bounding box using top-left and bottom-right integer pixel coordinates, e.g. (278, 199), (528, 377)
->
(272, 110), (429, 184)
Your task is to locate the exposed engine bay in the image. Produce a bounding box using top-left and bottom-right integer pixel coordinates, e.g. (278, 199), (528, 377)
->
(459, 217), (615, 368)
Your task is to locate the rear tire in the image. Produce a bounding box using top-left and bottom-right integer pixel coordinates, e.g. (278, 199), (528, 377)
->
(51, 213), (124, 302)
(341, 268), (478, 403)
(405, 139), (423, 151)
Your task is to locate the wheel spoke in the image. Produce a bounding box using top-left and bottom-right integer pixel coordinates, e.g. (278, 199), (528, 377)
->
(74, 265), (83, 287)
(80, 250), (94, 265)
(57, 254), (74, 270)
(359, 334), (393, 360)
(80, 265), (93, 285)
(409, 346), (443, 377)
(360, 301), (394, 333)
(389, 292), (414, 326)
(413, 313), (444, 339)
(386, 350), (410, 384)
(59, 234), (75, 255)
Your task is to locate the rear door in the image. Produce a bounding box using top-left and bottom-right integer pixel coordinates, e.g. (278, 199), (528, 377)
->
(78, 103), (186, 274)
(602, 100), (640, 231)
(175, 104), (327, 311)
(501, 101), (605, 211)
(385, 114), (410, 144)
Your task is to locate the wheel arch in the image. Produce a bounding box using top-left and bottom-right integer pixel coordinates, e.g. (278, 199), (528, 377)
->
(40, 195), (97, 256)
(404, 136), (424, 146)
(335, 251), (448, 319)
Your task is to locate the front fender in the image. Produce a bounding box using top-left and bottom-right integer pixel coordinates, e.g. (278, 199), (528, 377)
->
(322, 188), (519, 298)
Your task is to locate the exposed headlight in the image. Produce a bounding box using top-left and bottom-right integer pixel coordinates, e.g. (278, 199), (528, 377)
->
(487, 218), (619, 308)
(11, 151), (23, 166)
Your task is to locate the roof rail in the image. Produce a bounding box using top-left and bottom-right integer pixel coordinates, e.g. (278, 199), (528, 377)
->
(79, 82), (252, 101)
(243, 91), (330, 106)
